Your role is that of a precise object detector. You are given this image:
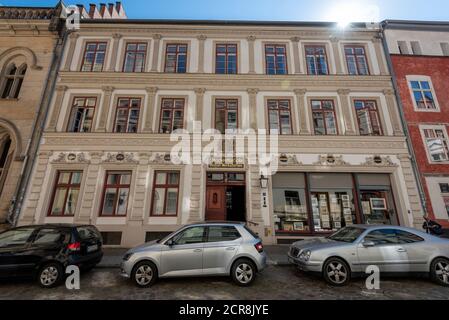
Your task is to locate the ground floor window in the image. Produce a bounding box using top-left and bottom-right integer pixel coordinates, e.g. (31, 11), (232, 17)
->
(100, 171), (132, 216)
(48, 171), (82, 216)
(151, 171), (180, 216)
(272, 172), (398, 235)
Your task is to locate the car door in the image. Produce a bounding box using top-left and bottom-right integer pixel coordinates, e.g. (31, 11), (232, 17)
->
(394, 229), (429, 272)
(0, 227), (37, 277)
(356, 228), (409, 273)
(160, 226), (206, 277)
(203, 226), (241, 275)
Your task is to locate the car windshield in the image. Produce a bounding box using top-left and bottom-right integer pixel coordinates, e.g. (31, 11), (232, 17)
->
(328, 227), (365, 243)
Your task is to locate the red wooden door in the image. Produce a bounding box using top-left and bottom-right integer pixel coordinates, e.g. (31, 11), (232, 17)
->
(206, 186), (226, 221)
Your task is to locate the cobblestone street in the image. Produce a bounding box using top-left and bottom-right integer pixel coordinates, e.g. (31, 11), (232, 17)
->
(1, 266), (448, 300)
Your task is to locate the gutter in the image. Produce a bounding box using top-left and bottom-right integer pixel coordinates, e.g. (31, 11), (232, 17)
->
(7, 21), (70, 226)
(379, 21), (428, 220)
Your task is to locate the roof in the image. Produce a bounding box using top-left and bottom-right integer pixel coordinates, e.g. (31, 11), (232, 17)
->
(382, 20), (449, 32)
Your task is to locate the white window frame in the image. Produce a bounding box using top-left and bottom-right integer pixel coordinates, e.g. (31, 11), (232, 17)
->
(419, 124), (449, 164)
(406, 75), (440, 112)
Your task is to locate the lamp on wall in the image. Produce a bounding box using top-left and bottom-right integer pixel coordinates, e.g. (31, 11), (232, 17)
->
(259, 175), (269, 189)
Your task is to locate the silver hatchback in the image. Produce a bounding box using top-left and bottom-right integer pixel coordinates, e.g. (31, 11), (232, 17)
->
(288, 225), (449, 287)
(121, 222), (267, 287)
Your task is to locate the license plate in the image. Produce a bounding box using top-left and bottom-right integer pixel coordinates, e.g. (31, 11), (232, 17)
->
(87, 245), (98, 253)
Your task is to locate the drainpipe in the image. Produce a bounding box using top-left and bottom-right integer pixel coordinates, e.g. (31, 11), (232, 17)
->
(7, 22), (72, 226)
(379, 21), (428, 222)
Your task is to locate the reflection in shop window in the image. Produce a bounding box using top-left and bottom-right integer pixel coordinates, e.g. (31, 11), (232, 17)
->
(444, 197), (449, 219)
(423, 128), (449, 162)
(273, 188), (308, 232)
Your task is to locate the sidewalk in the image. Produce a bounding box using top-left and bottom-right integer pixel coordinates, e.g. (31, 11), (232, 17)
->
(98, 245), (291, 268)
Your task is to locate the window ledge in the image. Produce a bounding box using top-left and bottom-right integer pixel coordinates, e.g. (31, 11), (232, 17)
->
(0, 98), (19, 101)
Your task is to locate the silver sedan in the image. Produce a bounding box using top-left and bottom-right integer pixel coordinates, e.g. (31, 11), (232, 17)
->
(121, 222), (267, 287)
(288, 225), (449, 286)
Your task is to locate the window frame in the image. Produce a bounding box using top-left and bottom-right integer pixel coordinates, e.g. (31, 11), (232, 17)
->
(344, 45), (370, 76)
(0, 63), (27, 99)
(113, 97), (142, 133)
(47, 171), (83, 217)
(264, 44), (288, 75)
(304, 45), (329, 75)
(215, 43), (238, 74)
(122, 42), (148, 73)
(150, 171), (181, 217)
(266, 99), (293, 135)
(310, 99), (339, 136)
(67, 97), (97, 133)
(164, 43), (188, 73)
(420, 125), (449, 164)
(158, 98), (185, 134)
(353, 100), (383, 136)
(80, 41), (108, 72)
(99, 171), (132, 217)
(214, 98), (239, 133)
(406, 76), (440, 112)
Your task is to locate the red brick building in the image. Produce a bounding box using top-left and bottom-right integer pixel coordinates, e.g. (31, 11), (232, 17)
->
(384, 21), (449, 227)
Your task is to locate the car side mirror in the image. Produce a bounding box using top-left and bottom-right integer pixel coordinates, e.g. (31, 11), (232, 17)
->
(165, 239), (175, 247)
(362, 240), (376, 248)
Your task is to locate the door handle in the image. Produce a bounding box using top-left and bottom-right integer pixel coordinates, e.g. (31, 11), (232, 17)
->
(397, 248), (407, 253)
(193, 249), (202, 253)
(226, 247), (236, 251)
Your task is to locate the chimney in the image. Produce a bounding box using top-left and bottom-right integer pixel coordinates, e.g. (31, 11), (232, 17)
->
(115, 2), (127, 19)
(88, 3), (102, 19)
(99, 3), (111, 18)
(108, 3), (120, 18)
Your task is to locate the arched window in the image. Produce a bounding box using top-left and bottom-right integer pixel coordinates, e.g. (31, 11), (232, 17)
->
(0, 134), (13, 197)
(1, 63), (27, 99)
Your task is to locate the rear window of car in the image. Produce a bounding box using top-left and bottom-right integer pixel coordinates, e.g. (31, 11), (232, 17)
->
(207, 226), (241, 242)
(77, 226), (101, 240)
(243, 225), (259, 239)
(33, 228), (68, 245)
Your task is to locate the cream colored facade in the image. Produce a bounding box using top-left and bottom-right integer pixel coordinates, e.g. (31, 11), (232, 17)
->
(18, 21), (424, 246)
(0, 6), (61, 228)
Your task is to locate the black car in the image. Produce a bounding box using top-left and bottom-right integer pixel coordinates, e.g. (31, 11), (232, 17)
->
(0, 224), (103, 288)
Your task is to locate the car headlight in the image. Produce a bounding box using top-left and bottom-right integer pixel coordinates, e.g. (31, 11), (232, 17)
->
(123, 253), (133, 261)
(299, 250), (311, 261)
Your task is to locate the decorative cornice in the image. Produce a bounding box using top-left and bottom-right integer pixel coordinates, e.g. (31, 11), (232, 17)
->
(51, 152), (90, 164)
(362, 156), (397, 167)
(0, 7), (58, 20)
(103, 152), (139, 164)
(314, 154), (349, 166)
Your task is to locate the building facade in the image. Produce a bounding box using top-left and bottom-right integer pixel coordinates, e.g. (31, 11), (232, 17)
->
(0, 5), (64, 229)
(383, 21), (449, 228)
(17, 19), (424, 246)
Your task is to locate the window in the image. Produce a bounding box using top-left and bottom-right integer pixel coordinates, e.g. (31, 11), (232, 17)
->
(215, 99), (238, 133)
(265, 44), (288, 75)
(410, 80), (437, 110)
(345, 46), (369, 75)
(440, 183), (449, 193)
(395, 230), (424, 244)
(48, 171), (82, 216)
(81, 42), (107, 72)
(311, 100), (338, 135)
(398, 41), (409, 55)
(441, 43), (449, 56)
(100, 232), (122, 245)
(411, 41), (422, 55)
(123, 43), (147, 72)
(159, 98), (185, 133)
(33, 229), (66, 245)
(151, 171), (180, 216)
(423, 128), (449, 162)
(0, 228), (35, 248)
(77, 226), (101, 240)
(114, 98), (141, 133)
(267, 99), (292, 135)
(172, 227), (206, 245)
(354, 100), (382, 136)
(305, 46), (329, 75)
(216, 44), (237, 74)
(1, 63), (26, 99)
(207, 226), (241, 242)
(100, 172), (131, 216)
(444, 197), (449, 219)
(364, 229), (398, 245)
(164, 44), (187, 73)
(67, 97), (96, 132)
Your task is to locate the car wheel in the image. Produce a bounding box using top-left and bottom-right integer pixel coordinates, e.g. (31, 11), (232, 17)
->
(132, 261), (158, 288)
(38, 263), (63, 288)
(231, 259), (257, 287)
(431, 258), (449, 287)
(323, 258), (351, 287)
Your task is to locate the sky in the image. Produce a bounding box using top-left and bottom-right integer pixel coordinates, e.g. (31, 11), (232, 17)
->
(3, 0), (449, 22)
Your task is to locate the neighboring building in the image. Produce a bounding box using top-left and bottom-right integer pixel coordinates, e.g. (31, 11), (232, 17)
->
(0, 4), (64, 229)
(383, 21), (449, 228)
(17, 17), (423, 246)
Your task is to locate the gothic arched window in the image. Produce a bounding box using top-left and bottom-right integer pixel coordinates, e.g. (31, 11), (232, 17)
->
(1, 63), (27, 99)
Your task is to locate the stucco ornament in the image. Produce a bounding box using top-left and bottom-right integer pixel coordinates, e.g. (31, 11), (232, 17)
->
(314, 154), (349, 166)
(363, 156), (397, 167)
(51, 152), (90, 164)
(103, 152), (139, 164)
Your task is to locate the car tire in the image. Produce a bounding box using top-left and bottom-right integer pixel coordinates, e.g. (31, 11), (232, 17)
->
(431, 257), (449, 287)
(37, 262), (64, 288)
(132, 261), (158, 288)
(231, 258), (257, 287)
(323, 258), (351, 287)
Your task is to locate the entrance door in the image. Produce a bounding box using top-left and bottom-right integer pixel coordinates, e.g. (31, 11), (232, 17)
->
(206, 187), (226, 221)
(226, 186), (246, 222)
